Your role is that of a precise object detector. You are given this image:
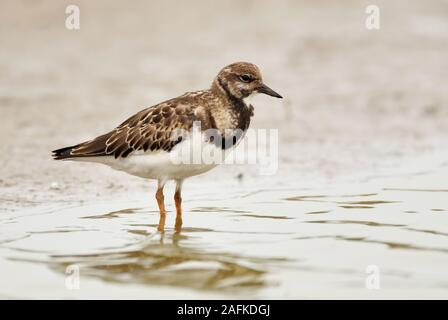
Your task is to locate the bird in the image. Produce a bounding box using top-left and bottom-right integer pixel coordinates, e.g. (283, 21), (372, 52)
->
(52, 62), (282, 233)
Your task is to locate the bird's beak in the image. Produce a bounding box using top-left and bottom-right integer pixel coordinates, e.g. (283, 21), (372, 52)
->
(257, 83), (283, 99)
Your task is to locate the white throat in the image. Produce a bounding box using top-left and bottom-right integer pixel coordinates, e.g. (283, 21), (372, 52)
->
(243, 92), (256, 106)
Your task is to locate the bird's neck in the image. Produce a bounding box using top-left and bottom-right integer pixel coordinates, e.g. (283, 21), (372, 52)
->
(208, 78), (253, 132)
(210, 77), (248, 112)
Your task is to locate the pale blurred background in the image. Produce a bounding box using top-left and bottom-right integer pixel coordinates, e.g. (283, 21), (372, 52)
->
(1, 0), (447, 208)
(1, 0), (448, 299)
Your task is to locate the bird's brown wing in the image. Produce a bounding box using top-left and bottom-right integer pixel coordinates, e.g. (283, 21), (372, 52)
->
(53, 98), (210, 160)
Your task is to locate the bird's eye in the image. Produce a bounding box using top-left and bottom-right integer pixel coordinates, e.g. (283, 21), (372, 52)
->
(239, 74), (253, 83)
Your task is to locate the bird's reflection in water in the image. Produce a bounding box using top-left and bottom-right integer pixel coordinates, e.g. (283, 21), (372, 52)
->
(156, 210), (182, 234)
(48, 222), (267, 292)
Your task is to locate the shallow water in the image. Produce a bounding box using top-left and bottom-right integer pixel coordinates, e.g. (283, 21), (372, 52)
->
(1, 157), (447, 299)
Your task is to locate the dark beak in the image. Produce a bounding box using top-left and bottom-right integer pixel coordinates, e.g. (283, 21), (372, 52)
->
(257, 84), (283, 99)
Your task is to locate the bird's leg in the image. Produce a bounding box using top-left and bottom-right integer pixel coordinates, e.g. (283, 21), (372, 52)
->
(174, 180), (183, 233)
(156, 180), (166, 232)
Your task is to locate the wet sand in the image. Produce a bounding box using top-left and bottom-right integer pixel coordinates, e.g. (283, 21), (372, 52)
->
(1, 0), (448, 298)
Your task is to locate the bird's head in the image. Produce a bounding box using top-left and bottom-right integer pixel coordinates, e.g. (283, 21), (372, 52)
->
(213, 62), (282, 100)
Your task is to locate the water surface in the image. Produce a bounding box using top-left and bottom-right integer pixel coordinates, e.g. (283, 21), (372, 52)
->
(1, 159), (447, 299)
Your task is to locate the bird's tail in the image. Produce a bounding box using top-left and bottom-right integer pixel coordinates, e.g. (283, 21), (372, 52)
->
(52, 144), (82, 160)
(52, 132), (112, 160)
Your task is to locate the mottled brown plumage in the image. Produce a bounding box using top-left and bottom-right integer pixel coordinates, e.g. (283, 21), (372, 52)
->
(53, 62), (281, 160)
(52, 62), (282, 233)
(59, 95), (206, 159)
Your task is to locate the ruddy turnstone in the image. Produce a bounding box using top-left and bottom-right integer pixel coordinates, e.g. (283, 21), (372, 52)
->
(52, 62), (282, 232)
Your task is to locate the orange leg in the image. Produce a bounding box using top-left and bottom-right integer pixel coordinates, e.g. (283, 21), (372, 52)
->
(156, 181), (166, 232)
(174, 180), (183, 233)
